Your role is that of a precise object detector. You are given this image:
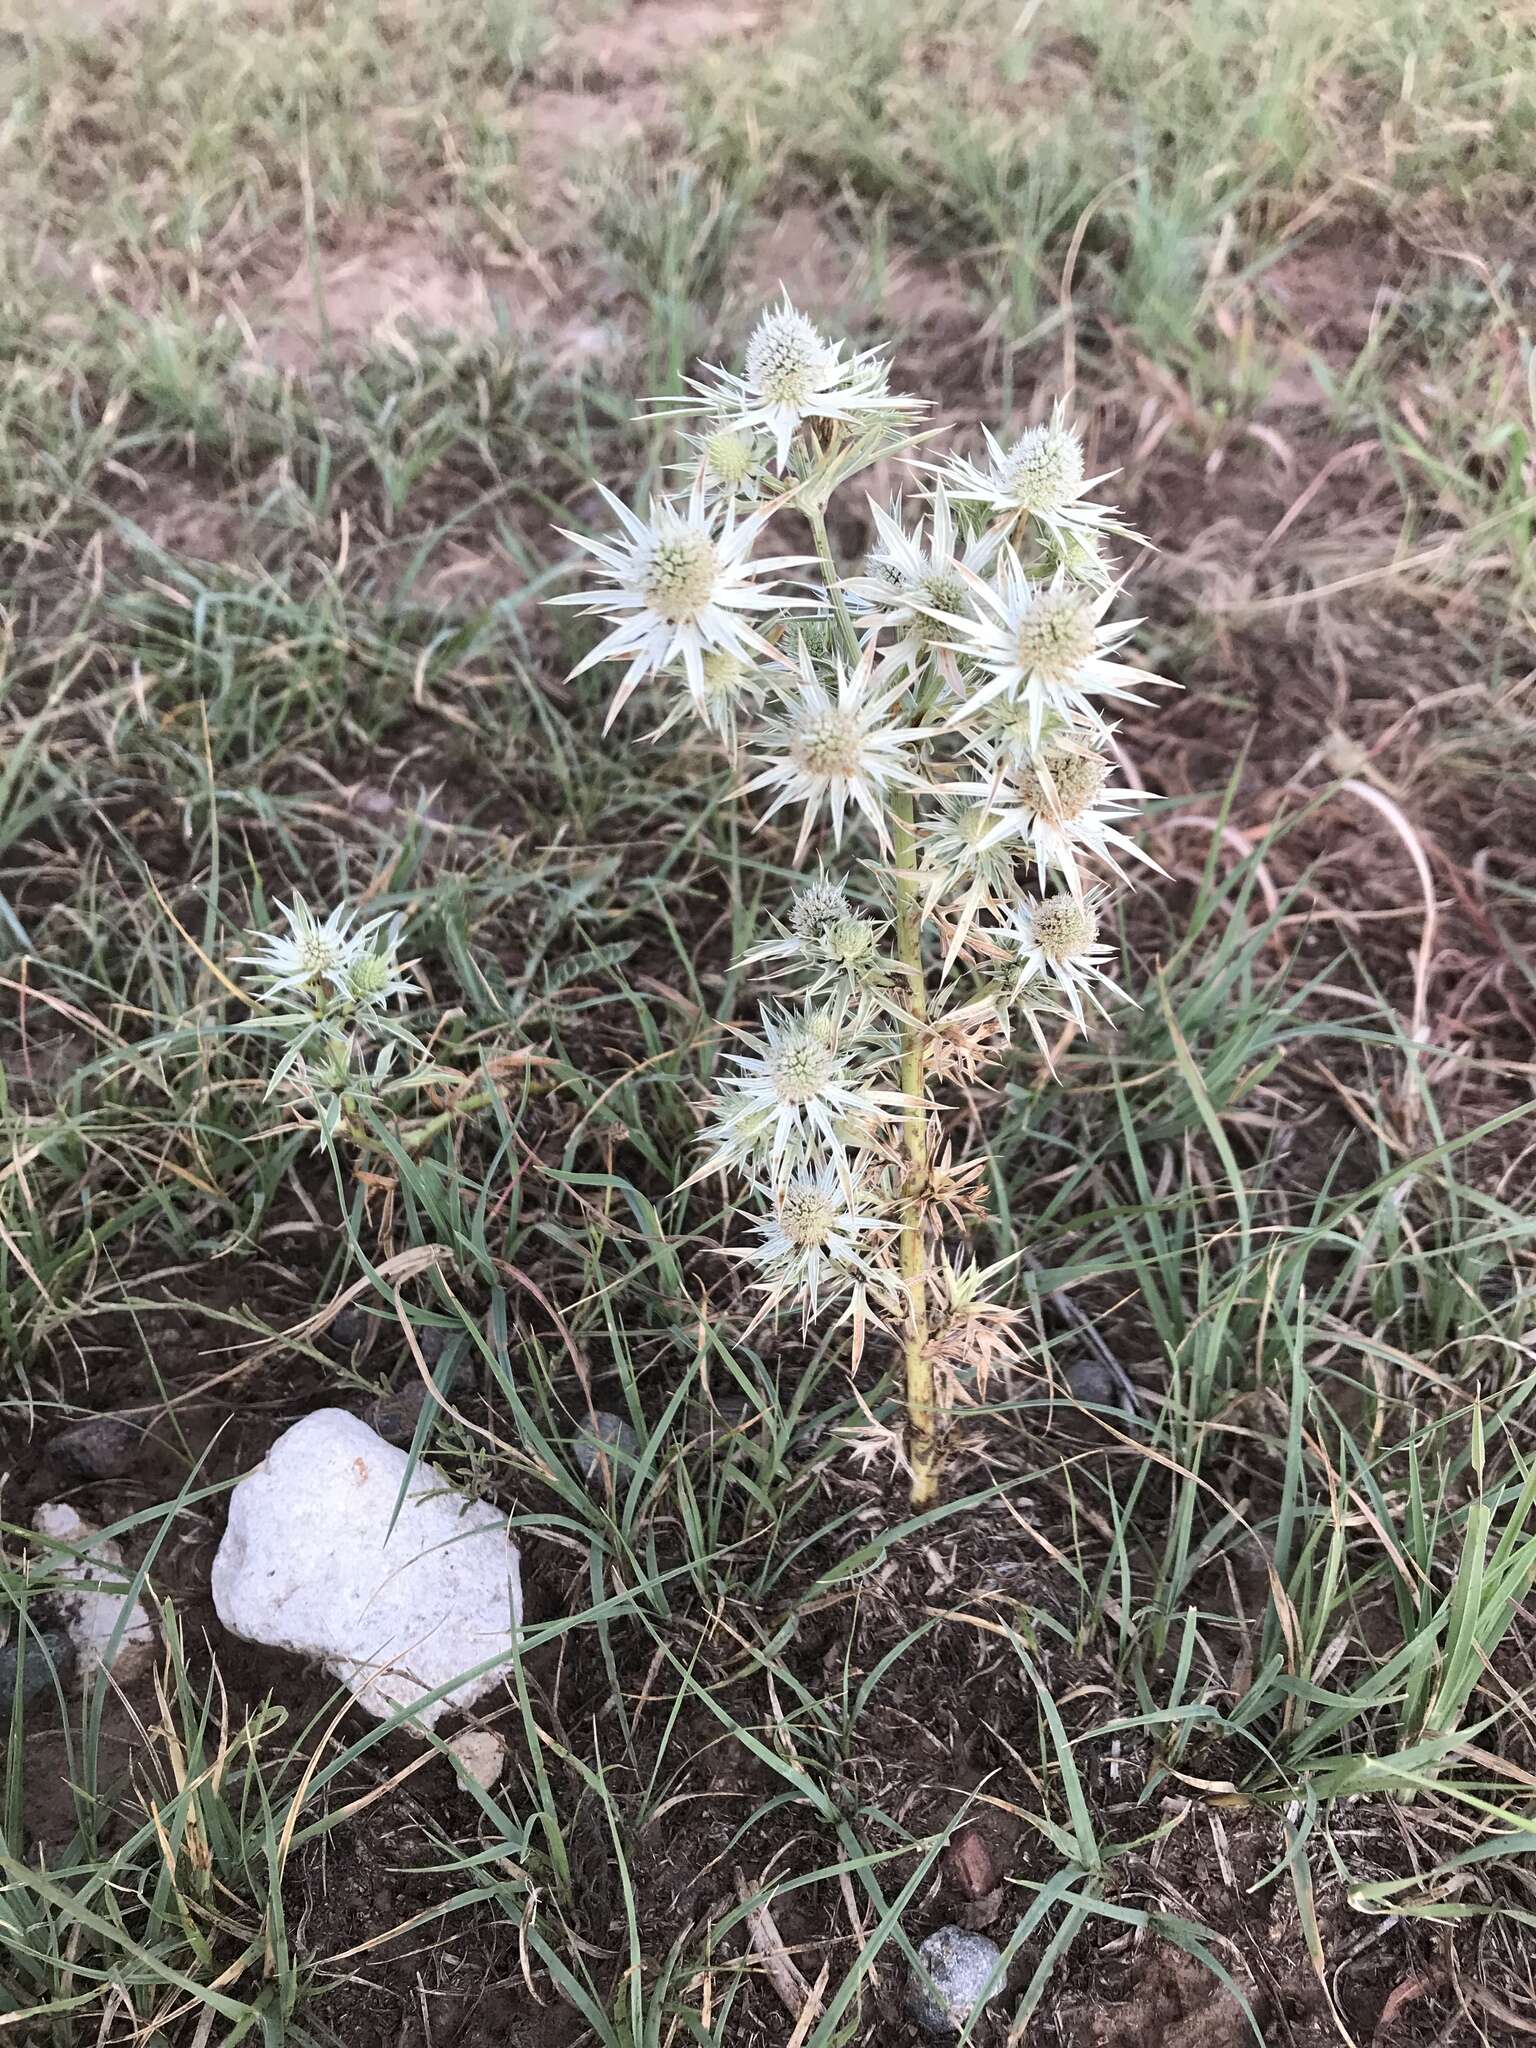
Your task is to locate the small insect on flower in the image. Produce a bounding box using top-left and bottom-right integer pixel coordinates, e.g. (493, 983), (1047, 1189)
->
(939, 557), (1165, 747)
(936, 401), (1141, 568)
(690, 999), (908, 1183)
(736, 1157), (899, 1360)
(994, 888), (1130, 1026)
(843, 485), (1003, 691)
(240, 895), (392, 1007)
(549, 478), (811, 730)
(956, 736), (1158, 898)
(742, 641), (927, 860)
(666, 294), (925, 471)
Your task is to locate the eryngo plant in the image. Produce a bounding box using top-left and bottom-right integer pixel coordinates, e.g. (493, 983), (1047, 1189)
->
(555, 298), (1168, 1505)
(240, 895), (435, 1146)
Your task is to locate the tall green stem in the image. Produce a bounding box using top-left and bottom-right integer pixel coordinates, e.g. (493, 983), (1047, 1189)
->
(805, 498), (939, 1507)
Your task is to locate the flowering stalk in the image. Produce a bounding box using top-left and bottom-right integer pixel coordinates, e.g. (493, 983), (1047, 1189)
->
(809, 494), (939, 1502)
(554, 300), (1168, 1506)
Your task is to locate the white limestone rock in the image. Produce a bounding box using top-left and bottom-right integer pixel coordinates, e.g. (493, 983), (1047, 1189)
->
(32, 1503), (157, 1681)
(211, 1409), (522, 1729)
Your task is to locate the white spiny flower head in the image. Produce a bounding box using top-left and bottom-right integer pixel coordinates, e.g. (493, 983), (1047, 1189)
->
(338, 919), (416, 1015)
(670, 294), (926, 471)
(691, 998), (906, 1182)
(549, 477), (811, 730)
(790, 873), (853, 938)
(958, 735), (1159, 897)
(651, 646), (767, 748)
(740, 640), (928, 861)
(842, 485), (1003, 688)
(742, 883), (889, 995)
(936, 400), (1143, 562)
(684, 423), (766, 507)
(919, 796), (1023, 972)
(746, 299), (835, 407)
(240, 895), (392, 1006)
(734, 1157), (900, 1361)
(940, 555), (1164, 746)
(995, 888), (1130, 1026)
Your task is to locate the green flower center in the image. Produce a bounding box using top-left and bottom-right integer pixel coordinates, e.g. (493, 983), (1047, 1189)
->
(643, 532), (719, 623)
(1015, 590), (1095, 684)
(1015, 747), (1109, 822)
(779, 1185), (839, 1248)
(1030, 895), (1098, 963)
(791, 709), (866, 780)
(999, 425), (1085, 513)
(771, 1033), (836, 1106)
(704, 430), (756, 487)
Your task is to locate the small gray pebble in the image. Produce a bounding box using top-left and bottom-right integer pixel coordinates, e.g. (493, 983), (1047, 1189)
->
(907, 1925), (1004, 2035)
(573, 1411), (639, 1486)
(1063, 1357), (1134, 1414)
(417, 1325), (449, 1366)
(0, 1630), (75, 1705)
(46, 1416), (143, 1481)
(330, 1304), (370, 1347)
(364, 1383), (433, 1447)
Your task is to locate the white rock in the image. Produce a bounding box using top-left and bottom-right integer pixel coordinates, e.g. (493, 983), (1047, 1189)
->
(32, 1503), (157, 1681)
(211, 1409), (522, 1729)
(448, 1727), (507, 1791)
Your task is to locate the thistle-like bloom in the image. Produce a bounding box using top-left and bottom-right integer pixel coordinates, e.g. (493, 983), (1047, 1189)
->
(650, 648), (768, 750)
(994, 889), (1129, 1026)
(791, 873), (854, 937)
(936, 402), (1141, 565)
(741, 643), (927, 860)
(684, 424), (766, 509)
(842, 485), (1002, 689)
(736, 1157), (899, 1358)
(672, 296), (925, 470)
(956, 737), (1159, 898)
(338, 933), (418, 1016)
(742, 875), (890, 994)
(241, 896), (399, 1007)
(919, 797), (1022, 972)
(550, 480), (808, 729)
(691, 1000), (906, 1181)
(938, 557), (1162, 746)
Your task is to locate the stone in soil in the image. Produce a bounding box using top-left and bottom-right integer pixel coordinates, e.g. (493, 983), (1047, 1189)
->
(0, 1628), (75, 1703)
(1063, 1356), (1136, 1414)
(32, 1504), (157, 1681)
(45, 1414), (144, 1480)
(907, 1925), (1005, 2036)
(944, 1824), (996, 1900)
(447, 1727), (507, 1791)
(573, 1410), (639, 1487)
(364, 1381), (435, 1447)
(211, 1409), (522, 1729)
